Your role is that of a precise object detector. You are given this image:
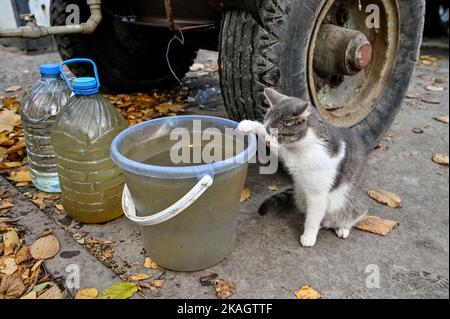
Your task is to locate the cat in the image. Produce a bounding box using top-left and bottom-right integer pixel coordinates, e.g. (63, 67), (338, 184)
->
(237, 88), (368, 247)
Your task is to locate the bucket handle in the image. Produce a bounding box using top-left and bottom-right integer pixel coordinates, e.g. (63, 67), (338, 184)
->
(122, 175), (214, 226)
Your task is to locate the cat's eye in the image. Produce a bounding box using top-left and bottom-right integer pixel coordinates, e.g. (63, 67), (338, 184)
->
(282, 118), (304, 127)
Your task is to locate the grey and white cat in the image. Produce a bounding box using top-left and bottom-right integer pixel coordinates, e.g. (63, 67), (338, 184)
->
(238, 88), (368, 247)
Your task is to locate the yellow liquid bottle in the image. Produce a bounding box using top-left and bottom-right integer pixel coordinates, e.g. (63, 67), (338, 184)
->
(52, 59), (127, 223)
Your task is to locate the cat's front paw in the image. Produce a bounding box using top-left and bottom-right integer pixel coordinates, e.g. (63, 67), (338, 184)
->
(237, 120), (258, 134)
(300, 234), (317, 247)
(335, 228), (350, 239)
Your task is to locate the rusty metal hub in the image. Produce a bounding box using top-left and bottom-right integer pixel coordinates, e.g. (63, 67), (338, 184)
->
(313, 24), (373, 77)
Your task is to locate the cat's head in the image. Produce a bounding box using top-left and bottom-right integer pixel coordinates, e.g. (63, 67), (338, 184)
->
(263, 88), (312, 144)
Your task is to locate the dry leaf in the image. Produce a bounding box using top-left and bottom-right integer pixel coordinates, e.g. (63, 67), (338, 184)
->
(356, 216), (399, 236)
(367, 189), (402, 208)
(0, 110), (21, 133)
(0, 274), (26, 299)
(268, 185), (279, 192)
(0, 258), (18, 275)
(5, 85), (22, 93)
(0, 200), (14, 210)
(295, 285), (321, 299)
(75, 288), (99, 299)
(421, 97), (441, 105)
(151, 279), (165, 288)
(432, 154), (449, 166)
(190, 63), (205, 71)
(15, 246), (31, 265)
(55, 204), (64, 211)
(200, 273), (218, 286)
(0, 161), (22, 169)
(3, 230), (19, 255)
(425, 85), (445, 92)
(38, 284), (63, 299)
(20, 291), (37, 299)
(240, 186), (251, 203)
(129, 274), (150, 281)
(434, 115), (449, 124)
(214, 279), (236, 299)
(6, 139), (26, 153)
(7, 169), (32, 183)
(30, 235), (60, 260)
(0, 243), (3, 255)
(144, 257), (163, 270)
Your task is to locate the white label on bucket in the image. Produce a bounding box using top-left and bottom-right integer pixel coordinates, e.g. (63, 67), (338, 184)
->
(122, 185), (136, 217)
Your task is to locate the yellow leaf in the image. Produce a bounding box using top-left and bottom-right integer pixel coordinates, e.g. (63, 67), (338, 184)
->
(268, 185), (279, 192)
(367, 189), (402, 208)
(55, 204), (64, 211)
(0, 161), (22, 169)
(240, 186), (252, 203)
(356, 216), (399, 236)
(151, 279), (165, 288)
(30, 235), (60, 260)
(3, 230), (20, 255)
(20, 291), (37, 299)
(98, 282), (138, 299)
(144, 257), (163, 270)
(432, 154), (449, 166)
(213, 279), (236, 299)
(75, 288), (99, 299)
(295, 285), (321, 299)
(7, 169), (32, 183)
(6, 139), (26, 154)
(129, 274), (150, 281)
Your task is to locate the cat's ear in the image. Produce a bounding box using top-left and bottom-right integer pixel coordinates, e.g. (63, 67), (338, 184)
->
(264, 88), (288, 108)
(293, 102), (311, 118)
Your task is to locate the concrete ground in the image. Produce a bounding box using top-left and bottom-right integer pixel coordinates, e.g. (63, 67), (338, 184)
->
(0, 39), (448, 299)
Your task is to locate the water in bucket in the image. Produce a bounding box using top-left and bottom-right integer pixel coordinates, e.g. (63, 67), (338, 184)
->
(111, 116), (257, 271)
(20, 64), (70, 193)
(52, 59), (127, 223)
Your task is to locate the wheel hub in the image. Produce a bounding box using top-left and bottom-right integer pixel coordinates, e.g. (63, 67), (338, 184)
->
(313, 24), (373, 76)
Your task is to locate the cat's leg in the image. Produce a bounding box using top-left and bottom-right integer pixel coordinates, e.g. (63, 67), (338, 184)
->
(300, 193), (328, 247)
(259, 188), (295, 216)
(237, 120), (268, 138)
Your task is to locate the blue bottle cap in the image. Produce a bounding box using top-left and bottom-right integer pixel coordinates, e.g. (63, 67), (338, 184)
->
(72, 77), (99, 95)
(39, 64), (61, 75)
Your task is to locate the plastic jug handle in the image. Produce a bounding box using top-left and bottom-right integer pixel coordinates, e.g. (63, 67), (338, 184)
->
(121, 175), (214, 226)
(59, 58), (100, 92)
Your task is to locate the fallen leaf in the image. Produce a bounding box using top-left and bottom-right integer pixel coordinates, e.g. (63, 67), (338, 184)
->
(33, 281), (53, 293)
(144, 257), (163, 270)
(129, 274), (150, 281)
(268, 185), (279, 192)
(55, 204), (64, 211)
(240, 186), (252, 203)
(7, 169), (32, 184)
(295, 285), (321, 299)
(0, 200), (14, 210)
(99, 282), (138, 299)
(432, 154), (449, 166)
(38, 284), (63, 299)
(6, 139), (25, 153)
(20, 291), (37, 299)
(149, 285), (161, 297)
(356, 216), (399, 236)
(15, 246), (31, 265)
(425, 85), (445, 92)
(0, 110), (21, 133)
(0, 243), (3, 255)
(190, 63), (205, 72)
(434, 115), (449, 124)
(0, 274), (25, 299)
(421, 97), (441, 105)
(3, 230), (20, 255)
(75, 288), (99, 299)
(30, 235), (60, 260)
(0, 162), (22, 169)
(5, 85), (22, 93)
(200, 273), (218, 286)
(0, 258), (18, 275)
(151, 279), (165, 288)
(367, 189), (402, 208)
(213, 279), (236, 299)
(411, 127), (424, 134)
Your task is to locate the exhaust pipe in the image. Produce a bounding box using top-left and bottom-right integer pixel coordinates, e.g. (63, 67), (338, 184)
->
(0, 0), (102, 38)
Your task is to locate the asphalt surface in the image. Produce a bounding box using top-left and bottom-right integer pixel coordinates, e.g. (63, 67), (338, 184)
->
(0, 39), (448, 299)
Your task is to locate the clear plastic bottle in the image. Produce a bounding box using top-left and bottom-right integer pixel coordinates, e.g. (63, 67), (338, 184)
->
(20, 64), (70, 193)
(52, 59), (127, 223)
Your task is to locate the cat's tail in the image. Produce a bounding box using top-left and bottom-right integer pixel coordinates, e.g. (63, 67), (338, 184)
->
(258, 188), (299, 216)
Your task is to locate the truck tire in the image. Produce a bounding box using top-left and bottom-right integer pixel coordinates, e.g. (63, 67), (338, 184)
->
(220, 0), (425, 151)
(50, 0), (197, 92)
